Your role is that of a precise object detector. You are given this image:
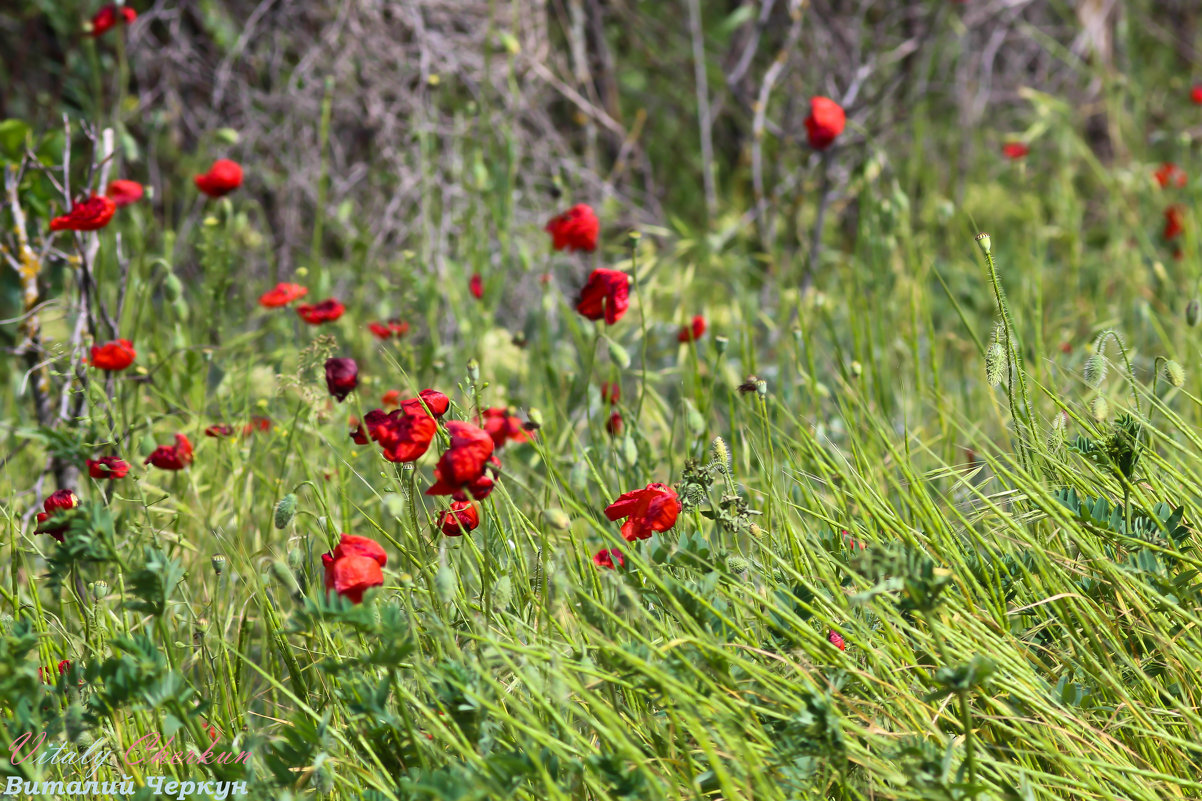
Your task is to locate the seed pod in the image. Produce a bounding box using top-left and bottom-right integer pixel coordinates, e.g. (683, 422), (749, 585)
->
(89, 581), (108, 603)
(274, 493), (297, 529)
(1090, 395), (1110, 421)
(755, 379), (768, 397)
(1083, 355), (1106, 389)
(1164, 359), (1186, 388)
(975, 232), (992, 255)
(211, 554), (227, 575)
(985, 341), (1005, 387)
(715, 335), (729, 355)
(1187, 299), (1201, 328)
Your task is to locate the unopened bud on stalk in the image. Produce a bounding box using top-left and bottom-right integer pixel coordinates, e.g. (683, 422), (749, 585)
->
(985, 341), (1005, 387)
(725, 554), (749, 575)
(545, 507), (571, 530)
(1083, 354), (1106, 389)
(1164, 359), (1186, 388)
(89, 581), (108, 603)
(274, 493), (297, 530)
(850, 360), (862, 379)
(1187, 299), (1201, 328)
(211, 554), (227, 575)
(1090, 396), (1110, 421)
(466, 359), (480, 383)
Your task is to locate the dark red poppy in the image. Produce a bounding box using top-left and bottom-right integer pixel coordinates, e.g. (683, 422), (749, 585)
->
(325, 358), (359, 403)
(369, 322), (391, 339)
(1192, 86), (1202, 105)
(600, 382), (620, 405)
(606, 411), (623, 437)
(1001, 142), (1029, 160)
(593, 548), (624, 570)
(320, 533), (387, 604)
(398, 389), (450, 419)
(804, 96), (845, 151)
(106, 179), (144, 208)
(259, 282), (308, 308)
(50, 195), (116, 232)
(369, 319), (409, 339)
(349, 409), (389, 445)
(604, 483), (681, 542)
(576, 268), (631, 325)
(205, 424), (234, 438)
(426, 421), (495, 496)
(297, 299), (345, 325)
(38, 660), (72, 683)
(1155, 163), (1187, 189)
(452, 466), (497, 502)
(378, 411), (438, 463)
(827, 629), (846, 651)
(1165, 205), (1185, 240)
(480, 407), (530, 450)
(242, 416), (272, 437)
(470, 274), (483, 300)
(89, 4), (135, 36)
(678, 315), (706, 343)
(35, 489), (79, 542)
(545, 204), (600, 252)
(144, 434), (193, 471)
(194, 159), (243, 198)
(86, 456), (129, 480)
(89, 339), (135, 371)
(440, 501), (480, 537)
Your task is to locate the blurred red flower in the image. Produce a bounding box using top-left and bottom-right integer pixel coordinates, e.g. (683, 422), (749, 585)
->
(35, 489), (79, 542)
(1001, 142), (1029, 160)
(600, 382), (620, 405)
(399, 389), (450, 419)
(440, 501), (480, 537)
(604, 483), (681, 542)
(1165, 205), (1185, 240)
(50, 195), (116, 232)
(545, 204), (600, 252)
(804, 97), (845, 151)
(381, 390), (402, 409)
(452, 467), (497, 502)
(106, 179), (144, 208)
(678, 315), (706, 342)
(426, 421), (495, 496)
(144, 434), (193, 470)
(828, 629), (846, 651)
(259, 282), (308, 308)
(297, 299), (345, 325)
(593, 548), (624, 570)
(1155, 163), (1187, 189)
(89, 339), (135, 371)
(324, 357), (359, 403)
(242, 416), (272, 437)
(321, 534), (386, 604)
(470, 273), (483, 299)
(205, 424), (234, 438)
(378, 411), (439, 463)
(480, 407), (530, 449)
(194, 159), (243, 198)
(606, 411), (623, 437)
(87, 456), (129, 480)
(38, 660), (72, 684)
(369, 319), (410, 340)
(1192, 85), (1202, 105)
(89, 4), (135, 36)
(576, 268), (630, 325)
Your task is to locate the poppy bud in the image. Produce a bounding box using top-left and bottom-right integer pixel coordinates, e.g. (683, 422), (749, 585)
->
(89, 581), (109, 602)
(725, 554), (749, 574)
(1188, 299), (1201, 328)
(985, 341), (1005, 387)
(211, 554), (227, 575)
(435, 563), (457, 604)
(164, 272), (183, 302)
(607, 339), (631, 369)
(544, 507), (572, 531)
(1164, 360), (1185, 388)
(493, 574), (514, 610)
(1090, 396), (1110, 421)
(466, 359), (480, 384)
(1083, 354), (1106, 389)
(274, 493), (297, 529)
(324, 357), (359, 402)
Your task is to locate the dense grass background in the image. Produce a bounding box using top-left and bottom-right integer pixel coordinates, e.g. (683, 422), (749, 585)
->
(5, 1), (1202, 799)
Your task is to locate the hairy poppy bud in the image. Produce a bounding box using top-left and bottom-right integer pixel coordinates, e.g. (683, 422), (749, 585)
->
(545, 507), (571, 531)
(1083, 354), (1106, 389)
(725, 554), (749, 574)
(466, 359), (480, 384)
(607, 339), (631, 369)
(1187, 299), (1201, 328)
(492, 575), (514, 610)
(1164, 359), (1185, 388)
(164, 272), (183, 302)
(435, 563), (457, 605)
(274, 493), (297, 529)
(211, 554), (227, 575)
(1090, 396), (1110, 421)
(985, 341), (1005, 387)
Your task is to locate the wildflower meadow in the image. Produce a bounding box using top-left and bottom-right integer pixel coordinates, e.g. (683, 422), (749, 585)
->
(4, 1), (1202, 799)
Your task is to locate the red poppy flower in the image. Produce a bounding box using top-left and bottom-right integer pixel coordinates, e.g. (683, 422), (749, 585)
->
(86, 456), (129, 480)
(452, 467), (497, 502)
(35, 489), (79, 542)
(399, 389), (450, 419)
(369, 322), (391, 339)
(1155, 163), (1187, 189)
(1192, 85), (1202, 105)
(480, 407), (531, 449)
(144, 434), (193, 471)
(604, 483), (681, 542)
(320, 535), (387, 605)
(38, 660), (72, 683)
(381, 390), (402, 409)
(426, 421), (495, 496)
(678, 315), (706, 343)
(89, 339), (135, 371)
(576, 268), (631, 325)
(827, 629), (846, 650)
(1165, 205), (1185, 241)
(242, 416), (272, 437)
(369, 319), (408, 339)
(205, 424), (234, 438)
(258, 282), (308, 308)
(50, 195), (116, 232)
(378, 411), (439, 463)
(297, 299), (345, 325)
(325, 357), (359, 403)
(194, 159), (243, 198)
(349, 409), (389, 445)
(1001, 142), (1029, 160)
(470, 273), (483, 300)
(440, 501), (480, 537)
(593, 548), (624, 570)
(606, 411), (623, 437)
(600, 382), (620, 405)
(545, 204), (600, 252)
(804, 96), (846, 151)
(106, 179), (144, 208)
(89, 4), (135, 36)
